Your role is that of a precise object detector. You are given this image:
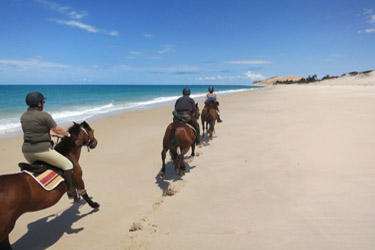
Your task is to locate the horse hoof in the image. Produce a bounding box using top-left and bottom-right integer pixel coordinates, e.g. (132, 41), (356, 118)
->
(160, 172), (165, 179)
(74, 196), (81, 203)
(179, 170), (185, 177)
(91, 202), (100, 209)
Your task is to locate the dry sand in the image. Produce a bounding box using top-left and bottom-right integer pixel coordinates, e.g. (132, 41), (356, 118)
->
(1, 79), (375, 249)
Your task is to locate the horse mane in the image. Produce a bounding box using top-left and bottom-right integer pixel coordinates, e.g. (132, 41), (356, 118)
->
(54, 123), (82, 156)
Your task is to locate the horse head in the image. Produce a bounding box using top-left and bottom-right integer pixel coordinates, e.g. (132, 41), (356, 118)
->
(73, 121), (98, 150)
(55, 121), (98, 155)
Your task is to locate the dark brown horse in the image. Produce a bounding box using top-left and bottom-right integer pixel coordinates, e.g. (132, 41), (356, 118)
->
(161, 104), (200, 178)
(0, 121), (98, 250)
(201, 102), (218, 139)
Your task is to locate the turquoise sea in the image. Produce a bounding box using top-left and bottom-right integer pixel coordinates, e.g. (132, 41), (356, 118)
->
(0, 85), (263, 138)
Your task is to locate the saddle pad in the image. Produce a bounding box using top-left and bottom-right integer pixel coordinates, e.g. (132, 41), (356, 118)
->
(23, 169), (64, 191)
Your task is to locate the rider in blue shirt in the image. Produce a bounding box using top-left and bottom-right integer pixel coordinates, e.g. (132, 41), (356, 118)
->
(204, 86), (222, 123)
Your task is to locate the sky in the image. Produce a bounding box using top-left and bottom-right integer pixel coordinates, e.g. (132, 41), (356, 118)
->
(0, 0), (374, 85)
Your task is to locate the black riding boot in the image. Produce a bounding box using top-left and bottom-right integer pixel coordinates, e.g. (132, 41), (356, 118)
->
(217, 116), (223, 123)
(190, 119), (201, 144)
(63, 170), (76, 199)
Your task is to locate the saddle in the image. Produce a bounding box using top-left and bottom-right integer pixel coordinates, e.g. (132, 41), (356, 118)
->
(205, 99), (218, 106)
(19, 162), (65, 191)
(19, 161), (64, 175)
(171, 119), (197, 135)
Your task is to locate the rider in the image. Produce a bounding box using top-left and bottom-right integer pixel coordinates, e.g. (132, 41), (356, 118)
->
(204, 86), (223, 123)
(20, 92), (76, 199)
(174, 88), (201, 144)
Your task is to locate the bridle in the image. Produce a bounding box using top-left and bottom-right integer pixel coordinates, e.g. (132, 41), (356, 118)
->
(80, 126), (95, 151)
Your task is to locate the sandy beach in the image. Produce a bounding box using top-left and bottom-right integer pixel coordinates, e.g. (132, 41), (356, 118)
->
(1, 83), (375, 250)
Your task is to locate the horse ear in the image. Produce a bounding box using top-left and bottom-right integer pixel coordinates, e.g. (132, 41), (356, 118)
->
(196, 103), (198, 107)
(73, 122), (79, 126)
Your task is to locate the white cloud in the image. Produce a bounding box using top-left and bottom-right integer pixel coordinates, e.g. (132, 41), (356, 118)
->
(0, 58), (70, 69)
(158, 45), (174, 54)
(74, 78), (93, 83)
(36, 0), (88, 19)
(363, 9), (375, 24)
(117, 65), (199, 74)
(195, 70), (266, 82)
(108, 30), (119, 36)
(37, 0), (118, 36)
(359, 9), (375, 34)
(229, 60), (271, 64)
(52, 19), (118, 36)
(144, 34), (153, 38)
(244, 71), (266, 80)
(129, 51), (142, 55)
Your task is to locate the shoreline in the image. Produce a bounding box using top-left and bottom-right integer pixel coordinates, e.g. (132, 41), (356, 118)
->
(2, 85), (375, 249)
(0, 85), (262, 140)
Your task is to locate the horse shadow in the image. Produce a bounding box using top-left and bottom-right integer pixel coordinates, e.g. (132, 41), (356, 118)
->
(155, 160), (196, 194)
(201, 133), (217, 146)
(12, 201), (98, 250)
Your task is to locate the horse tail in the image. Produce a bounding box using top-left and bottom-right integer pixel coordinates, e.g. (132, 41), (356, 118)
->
(169, 127), (179, 156)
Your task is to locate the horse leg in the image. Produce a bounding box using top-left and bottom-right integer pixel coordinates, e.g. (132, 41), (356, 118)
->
(190, 143), (195, 158)
(178, 154), (185, 177)
(209, 122), (213, 139)
(81, 192), (100, 209)
(0, 236), (12, 250)
(201, 119), (205, 138)
(161, 148), (167, 178)
(73, 164), (99, 208)
(176, 147), (185, 176)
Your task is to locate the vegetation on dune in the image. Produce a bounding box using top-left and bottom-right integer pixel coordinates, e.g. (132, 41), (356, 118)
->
(272, 70), (374, 85)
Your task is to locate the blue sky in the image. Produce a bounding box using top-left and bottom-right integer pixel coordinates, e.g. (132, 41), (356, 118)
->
(0, 0), (374, 85)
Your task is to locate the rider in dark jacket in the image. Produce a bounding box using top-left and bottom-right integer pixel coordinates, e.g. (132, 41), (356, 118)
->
(174, 88), (201, 144)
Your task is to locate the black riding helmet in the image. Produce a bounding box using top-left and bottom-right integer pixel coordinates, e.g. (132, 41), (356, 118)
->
(182, 88), (191, 96)
(26, 92), (46, 107)
(208, 86), (214, 93)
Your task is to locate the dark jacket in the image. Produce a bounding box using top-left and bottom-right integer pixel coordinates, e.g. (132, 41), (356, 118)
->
(175, 95), (196, 113)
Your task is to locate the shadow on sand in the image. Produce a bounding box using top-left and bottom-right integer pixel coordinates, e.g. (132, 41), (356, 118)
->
(155, 160), (196, 194)
(12, 201), (99, 250)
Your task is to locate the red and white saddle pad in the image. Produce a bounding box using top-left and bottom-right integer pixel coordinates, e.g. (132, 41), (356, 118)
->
(23, 169), (64, 191)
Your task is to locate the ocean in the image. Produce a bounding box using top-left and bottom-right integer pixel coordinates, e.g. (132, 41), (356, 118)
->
(0, 84), (263, 138)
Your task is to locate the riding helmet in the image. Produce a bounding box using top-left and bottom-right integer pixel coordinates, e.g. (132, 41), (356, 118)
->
(208, 86), (214, 93)
(182, 88), (191, 96)
(26, 92), (46, 107)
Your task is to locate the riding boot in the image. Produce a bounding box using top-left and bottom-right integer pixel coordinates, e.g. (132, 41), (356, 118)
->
(190, 119), (201, 144)
(63, 170), (77, 199)
(217, 116), (223, 123)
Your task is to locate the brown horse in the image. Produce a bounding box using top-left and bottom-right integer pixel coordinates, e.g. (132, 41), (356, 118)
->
(161, 104), (200, 178)
(0, 121), (98, 250)
(201, 102), (218, 139)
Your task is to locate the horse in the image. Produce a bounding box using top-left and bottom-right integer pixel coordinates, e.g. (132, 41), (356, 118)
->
(160, 104), (200, 178)
(201, 102), (218, 139)
(0, 121), (99, 250)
